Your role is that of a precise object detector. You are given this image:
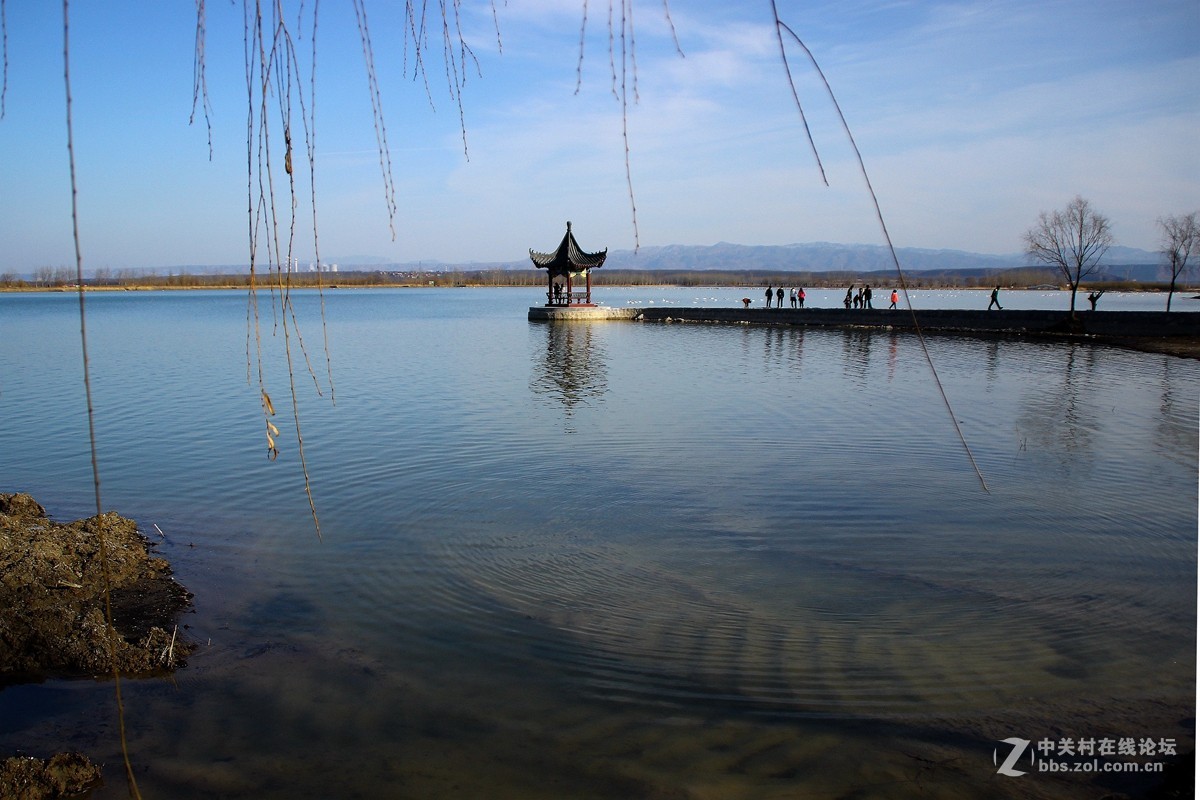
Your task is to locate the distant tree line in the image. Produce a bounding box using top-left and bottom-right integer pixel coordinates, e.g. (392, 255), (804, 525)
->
(0, 261), (1191, 294)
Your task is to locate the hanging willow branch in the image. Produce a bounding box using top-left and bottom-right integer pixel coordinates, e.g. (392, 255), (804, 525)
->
(574, 0), (683, 252)
(576, 1), (682, 252)
(190, 0), (213, 159)
(770, 2), (988, 492)
(186, 0), (505, 539)
(351, 0), (398, 237)
(63, 5), (143, 795)
(182, 0), (990, 549)
(239, 0), (331, 537)
(0, 0), (7, 121)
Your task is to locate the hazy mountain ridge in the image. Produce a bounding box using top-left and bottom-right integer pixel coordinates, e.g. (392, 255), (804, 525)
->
(606, 242), (1162, 273)
(389, 242), (1164, 282)
(355, 241), (1161, 274)
(604, 242), (1023, 272)
(92, 242), (1165, 280)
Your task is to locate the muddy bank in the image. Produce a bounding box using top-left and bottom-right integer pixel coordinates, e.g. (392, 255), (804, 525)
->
(1, 493), (195, 797)
(0, 752), (102, 800)
(0, 493), (194, 683)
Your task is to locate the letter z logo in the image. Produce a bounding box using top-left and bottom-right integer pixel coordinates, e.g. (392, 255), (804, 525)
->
(994, 737), (1033, 776)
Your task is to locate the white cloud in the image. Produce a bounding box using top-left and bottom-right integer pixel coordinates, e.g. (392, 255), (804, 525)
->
(2, 0), (1195, 268)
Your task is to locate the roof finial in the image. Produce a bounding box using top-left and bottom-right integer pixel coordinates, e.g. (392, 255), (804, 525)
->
(566, 220), (572, 231)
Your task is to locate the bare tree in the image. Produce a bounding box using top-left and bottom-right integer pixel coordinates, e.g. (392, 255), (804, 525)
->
(1023, 195), (1114, 318)
(1159, 211), (1199, 312)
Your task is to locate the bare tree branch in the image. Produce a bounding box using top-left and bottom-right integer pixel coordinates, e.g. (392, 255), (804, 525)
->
(1023, 195), (1113, 317)
(1159, 211), (1199, 312)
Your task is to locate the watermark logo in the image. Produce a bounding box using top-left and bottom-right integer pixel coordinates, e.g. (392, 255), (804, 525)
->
(994, 735), (1176, 778)
(994, 738), (1033, 777)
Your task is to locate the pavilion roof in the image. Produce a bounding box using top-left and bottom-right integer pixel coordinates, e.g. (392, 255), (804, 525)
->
(529, 222), (607, 273)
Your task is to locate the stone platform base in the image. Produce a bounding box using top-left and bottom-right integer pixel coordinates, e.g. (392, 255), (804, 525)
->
(525, 304), (1198, 357)
(528, 305), (641, 321)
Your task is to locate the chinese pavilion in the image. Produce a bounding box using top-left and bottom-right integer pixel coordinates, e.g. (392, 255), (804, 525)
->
(529, 221), (608, 307)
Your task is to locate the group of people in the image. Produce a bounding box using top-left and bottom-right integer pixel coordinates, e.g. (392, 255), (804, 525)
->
(843, 285), (881, 309)
(755, 284), (902, 310)
(845, 285), (902, 309)
(745, 285), (1110, 312)
(763, 285), (807, 308)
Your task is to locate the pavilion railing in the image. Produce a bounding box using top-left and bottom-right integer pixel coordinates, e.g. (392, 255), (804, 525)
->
(546, 291), (592, 306)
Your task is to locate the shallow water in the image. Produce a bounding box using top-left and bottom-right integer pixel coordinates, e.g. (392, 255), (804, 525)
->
(0, 287), (1195, 798)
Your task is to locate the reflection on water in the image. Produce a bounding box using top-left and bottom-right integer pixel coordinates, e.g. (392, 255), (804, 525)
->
(841, 327), (875, 387)
(1155, 357), (1197, 467)
(0, 289), (1195, 799)
(1020, 345), (1097, 468)
(529, 322), (609, 420)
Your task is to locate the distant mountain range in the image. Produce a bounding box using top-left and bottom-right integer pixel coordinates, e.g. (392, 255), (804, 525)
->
(607, 242), (1159, 273)
(605, 242), (1024, 272)
(119, 242), (1169, 281)
(338, 242), (1167, 281)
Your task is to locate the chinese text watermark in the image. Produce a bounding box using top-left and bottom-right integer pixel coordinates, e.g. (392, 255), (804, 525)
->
(994, 736), (1176, 777)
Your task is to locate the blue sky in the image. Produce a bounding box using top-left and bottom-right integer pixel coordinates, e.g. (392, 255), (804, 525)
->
(0, 0), (1196, 270)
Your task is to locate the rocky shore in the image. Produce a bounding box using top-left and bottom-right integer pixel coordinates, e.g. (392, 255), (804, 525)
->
(0, 493), (194, 798)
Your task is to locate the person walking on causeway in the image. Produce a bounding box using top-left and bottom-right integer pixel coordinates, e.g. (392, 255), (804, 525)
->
(988, 286), (1002, 310)
(889, 289), (898, 309)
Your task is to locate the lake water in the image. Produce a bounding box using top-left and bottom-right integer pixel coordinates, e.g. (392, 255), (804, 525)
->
(0, 287), (1196, 798)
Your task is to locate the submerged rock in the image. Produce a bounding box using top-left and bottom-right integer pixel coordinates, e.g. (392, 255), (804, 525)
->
(0, 492), (194, 683)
